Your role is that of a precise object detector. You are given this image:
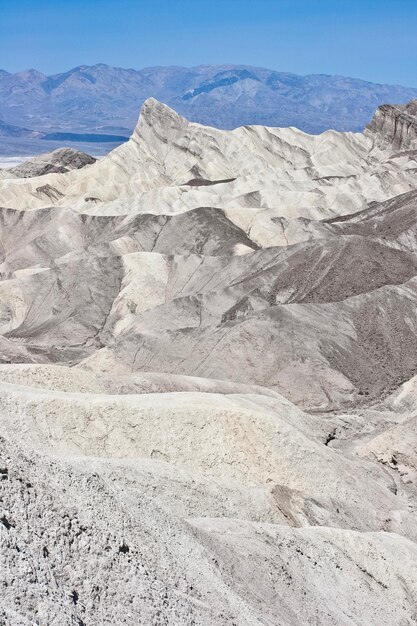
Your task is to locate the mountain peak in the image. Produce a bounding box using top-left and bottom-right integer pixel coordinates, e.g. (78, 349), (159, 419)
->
(14, 69), (46, 80)
(140, 97), (184, 119)
(133, 97), (188, 141)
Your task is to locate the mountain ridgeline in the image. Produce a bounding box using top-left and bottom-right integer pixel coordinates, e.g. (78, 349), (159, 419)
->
(1, 63), (417, 139)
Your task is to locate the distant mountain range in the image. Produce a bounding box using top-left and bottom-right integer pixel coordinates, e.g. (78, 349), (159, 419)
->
(0, 64), (416, 155)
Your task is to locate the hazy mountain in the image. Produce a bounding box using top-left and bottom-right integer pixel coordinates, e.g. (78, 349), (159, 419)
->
(1, 63), (417, 139)
(0, 119), (41, 139)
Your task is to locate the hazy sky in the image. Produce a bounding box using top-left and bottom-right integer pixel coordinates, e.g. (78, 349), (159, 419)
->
(1, 0), (416, 86)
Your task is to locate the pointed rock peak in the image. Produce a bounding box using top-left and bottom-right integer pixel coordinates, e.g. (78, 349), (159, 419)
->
(133, 98), (189, 140)
(140, 97), (181, 117)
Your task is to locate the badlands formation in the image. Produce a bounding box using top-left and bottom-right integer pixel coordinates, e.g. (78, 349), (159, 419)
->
(0, 98), (417, 624)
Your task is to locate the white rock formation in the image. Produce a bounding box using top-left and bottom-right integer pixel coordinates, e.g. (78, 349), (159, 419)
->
(1, 100), (417, 624)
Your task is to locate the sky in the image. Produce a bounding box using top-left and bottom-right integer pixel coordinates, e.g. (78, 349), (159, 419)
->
(0, 0), (416, 86)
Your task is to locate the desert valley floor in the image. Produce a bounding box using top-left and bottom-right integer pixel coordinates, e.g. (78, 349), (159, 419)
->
(0, 98), (417, 625)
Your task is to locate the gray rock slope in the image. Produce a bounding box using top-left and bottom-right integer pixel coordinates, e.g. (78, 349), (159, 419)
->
(1, 100), (417, 624)
(366, 99), (417, 150)
(3, 148), (96, 178)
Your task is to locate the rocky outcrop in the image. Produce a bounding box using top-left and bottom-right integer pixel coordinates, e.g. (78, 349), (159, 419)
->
(7, 147), (96, 178)
(366, 99), (417, 150)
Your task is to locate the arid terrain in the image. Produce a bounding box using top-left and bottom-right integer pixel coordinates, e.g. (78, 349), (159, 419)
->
(0, 98), (417, 625)
(1, 64), (417, 158)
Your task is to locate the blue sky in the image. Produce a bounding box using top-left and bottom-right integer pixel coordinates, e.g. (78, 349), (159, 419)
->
(0, 0), (416, 86)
